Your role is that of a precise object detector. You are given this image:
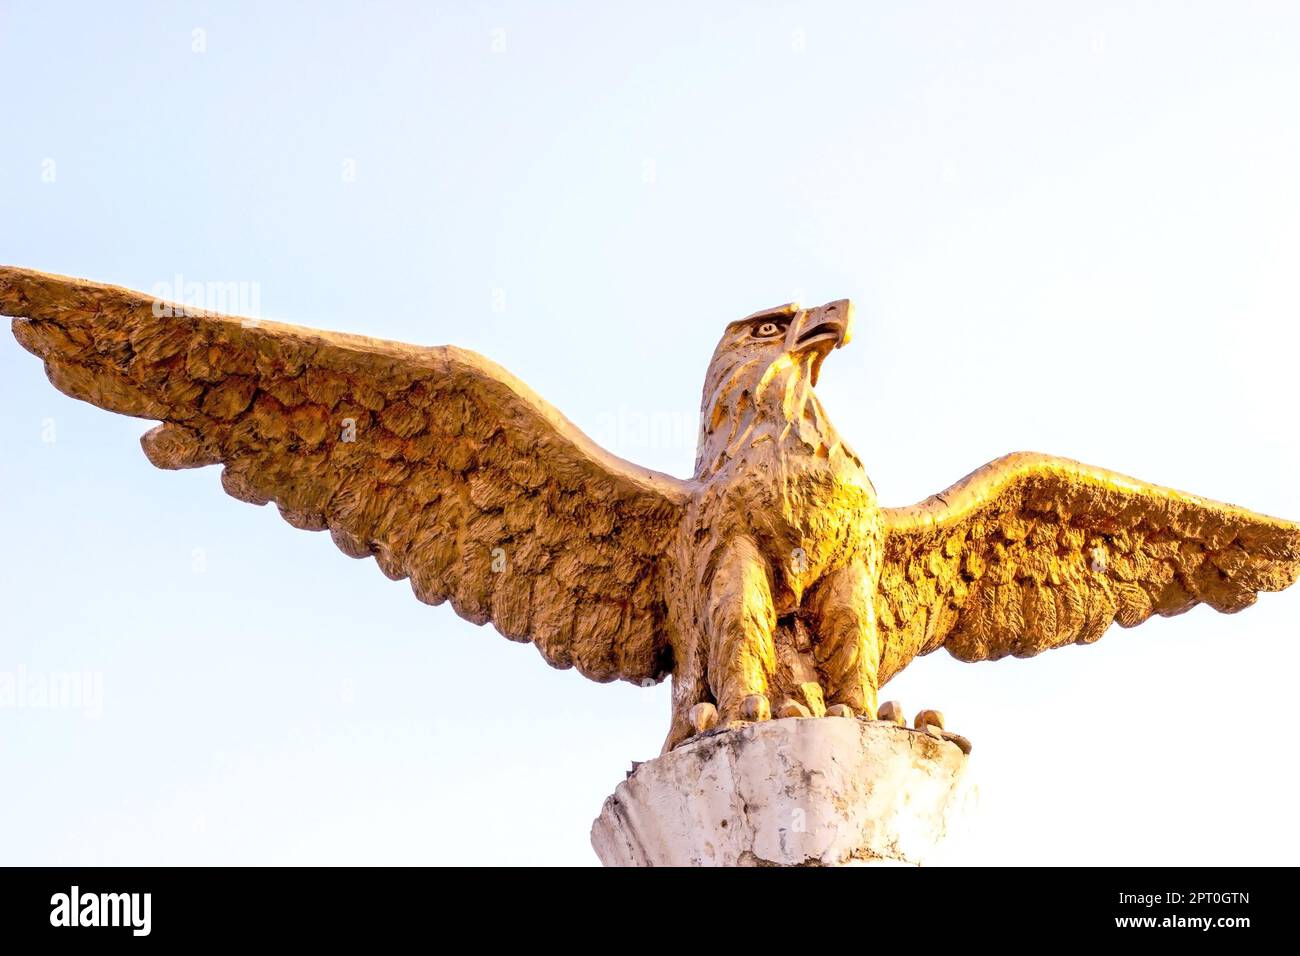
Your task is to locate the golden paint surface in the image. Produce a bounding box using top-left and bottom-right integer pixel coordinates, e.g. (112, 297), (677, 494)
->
(5, 267), (1297, 752)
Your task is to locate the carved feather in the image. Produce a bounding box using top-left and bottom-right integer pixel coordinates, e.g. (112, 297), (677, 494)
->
(2, 266), (688, 684)
(877, 452), (1300, 678)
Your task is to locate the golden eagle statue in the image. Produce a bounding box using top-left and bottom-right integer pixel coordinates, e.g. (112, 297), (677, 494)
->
(5, 267), (1298, 752)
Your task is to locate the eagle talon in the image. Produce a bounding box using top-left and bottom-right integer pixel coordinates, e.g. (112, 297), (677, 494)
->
(777, 699), (811, 719)
(739, 694), (771, 722)
(825, 703), (854, 718)
(878, 700), (906, 726)
(914, 708), (944, 731)
(688, 702), (719, 735)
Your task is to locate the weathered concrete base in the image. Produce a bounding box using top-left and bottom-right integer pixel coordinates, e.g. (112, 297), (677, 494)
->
(591, 716), (975, 866)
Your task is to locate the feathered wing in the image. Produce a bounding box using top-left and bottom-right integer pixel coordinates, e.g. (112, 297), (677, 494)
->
(876, 452), (1300, 681)
(2, 266), (689, 684)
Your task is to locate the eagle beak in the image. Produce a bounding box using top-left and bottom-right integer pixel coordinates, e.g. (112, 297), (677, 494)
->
(785, 299), (854, 385)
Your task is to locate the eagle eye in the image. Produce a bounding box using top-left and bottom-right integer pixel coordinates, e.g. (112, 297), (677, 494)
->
(753, 321), (783, 338)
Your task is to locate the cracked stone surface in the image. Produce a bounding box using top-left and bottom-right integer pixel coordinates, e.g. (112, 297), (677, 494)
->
(591, 716), (975, 866)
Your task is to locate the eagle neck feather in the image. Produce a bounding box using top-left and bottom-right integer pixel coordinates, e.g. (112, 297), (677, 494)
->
(694, 356), (843, 479)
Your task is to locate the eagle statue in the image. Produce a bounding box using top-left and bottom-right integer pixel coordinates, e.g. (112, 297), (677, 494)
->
(5, 266), (1298, 753)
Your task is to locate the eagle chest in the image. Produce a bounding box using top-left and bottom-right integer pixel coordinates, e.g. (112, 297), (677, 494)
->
(714, 452), (879, 598)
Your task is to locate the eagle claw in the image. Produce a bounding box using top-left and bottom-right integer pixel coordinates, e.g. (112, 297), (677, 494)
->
(688, 702), (719, 735)
(739, 694), (771, 722)
(777, 699), (812, 719)
(877, 700), (906, 725)
(914, 708), (944, 731)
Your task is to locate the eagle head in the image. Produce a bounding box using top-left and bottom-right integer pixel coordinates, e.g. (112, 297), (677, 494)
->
(695, 300), (854, 477)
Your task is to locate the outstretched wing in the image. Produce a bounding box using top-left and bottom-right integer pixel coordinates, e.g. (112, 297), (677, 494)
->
(3, 266), (690, 684)
(876, 452), (1300, 681)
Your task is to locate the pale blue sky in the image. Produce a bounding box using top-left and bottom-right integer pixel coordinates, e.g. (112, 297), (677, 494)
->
(2, 1), (1299, 864)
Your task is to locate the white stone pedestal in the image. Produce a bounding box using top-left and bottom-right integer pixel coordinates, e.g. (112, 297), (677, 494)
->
(591, 716), (975, 867)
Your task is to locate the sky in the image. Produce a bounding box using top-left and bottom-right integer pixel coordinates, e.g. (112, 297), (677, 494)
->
(1, 1), (1298, 865)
